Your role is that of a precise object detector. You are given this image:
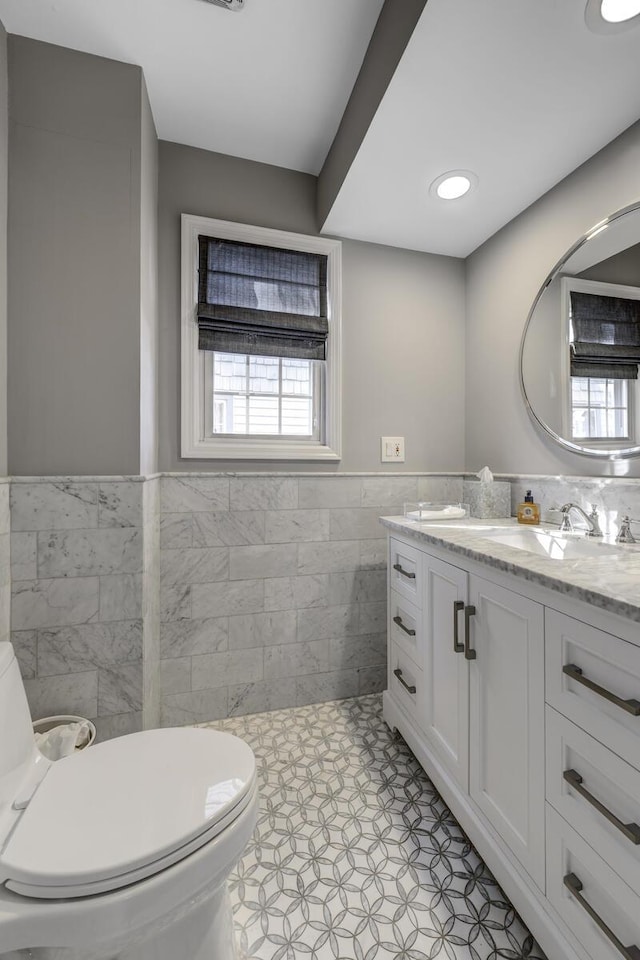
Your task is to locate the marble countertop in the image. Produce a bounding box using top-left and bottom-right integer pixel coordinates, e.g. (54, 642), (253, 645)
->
(380, 516), (640, 623)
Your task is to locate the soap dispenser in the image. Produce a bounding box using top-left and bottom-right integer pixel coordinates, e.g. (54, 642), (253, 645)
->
(517, 490), (540, 525)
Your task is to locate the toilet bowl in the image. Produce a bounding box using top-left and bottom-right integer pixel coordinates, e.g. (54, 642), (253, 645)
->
(0, 642), (258, 959)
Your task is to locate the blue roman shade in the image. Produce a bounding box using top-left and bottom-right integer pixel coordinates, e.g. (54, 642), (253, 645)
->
(197, 236), (329, 361)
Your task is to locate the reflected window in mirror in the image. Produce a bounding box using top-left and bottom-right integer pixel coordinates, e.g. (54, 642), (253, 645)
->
(571, 376), (630, 440)
(562, 276), (640, 449)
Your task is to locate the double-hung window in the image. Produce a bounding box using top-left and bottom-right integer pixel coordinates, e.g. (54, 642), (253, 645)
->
(563, 277), (640, 447)
(181, 215), (341, 459)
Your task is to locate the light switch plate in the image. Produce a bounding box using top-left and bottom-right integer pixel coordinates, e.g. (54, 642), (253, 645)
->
(381, 437), (405, 462)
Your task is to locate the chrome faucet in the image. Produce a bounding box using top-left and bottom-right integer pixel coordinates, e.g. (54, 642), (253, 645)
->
(559, 503), (603, 538)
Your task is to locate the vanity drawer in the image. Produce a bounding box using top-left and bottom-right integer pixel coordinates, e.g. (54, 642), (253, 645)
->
(545, 609), (640, 771)
(389, 591), (423, 670)
(389, 537), (421, 606)
(388, 639), (424, 728)
(546, 706), (640, 893)
(546, 804), (640, 960)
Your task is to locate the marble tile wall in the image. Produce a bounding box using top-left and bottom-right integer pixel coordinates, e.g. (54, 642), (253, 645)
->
(10, 478), (146, 740)
(12, 470), (640, 736)
(142, 477), (160, 730)
(158, 474), (464, 724)
(505, 474), (640, 536)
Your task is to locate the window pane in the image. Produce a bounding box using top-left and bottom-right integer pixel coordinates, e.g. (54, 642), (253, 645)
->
(214, 353), (246, 392)
(614, 379), (628, 405)
(609, 408), (628, 438)
(571, 378), (589, 405)
(211, 352), (318, 438)
(588, 379), (607, 407)
(247, 396), (279, 434)
(281, 397), (313, 435)
(573, 408), (589, 437)
(589, 408), (607, 436)
(282, 359), (312, 396)
(249, 356), (279, 394)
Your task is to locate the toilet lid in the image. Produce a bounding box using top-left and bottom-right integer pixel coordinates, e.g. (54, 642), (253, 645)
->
(0, 727), (256, 898)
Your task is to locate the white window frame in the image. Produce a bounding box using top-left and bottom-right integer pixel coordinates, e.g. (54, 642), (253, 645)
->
(561, 276), (640, 450)
(181, 214), (342, 460)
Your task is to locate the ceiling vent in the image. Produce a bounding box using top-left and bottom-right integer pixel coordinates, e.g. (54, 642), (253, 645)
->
(202, 0), (245, 10)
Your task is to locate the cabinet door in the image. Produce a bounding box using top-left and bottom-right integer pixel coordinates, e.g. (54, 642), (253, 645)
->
(422, 554), (469, 791)
(468, 575), (546, 890)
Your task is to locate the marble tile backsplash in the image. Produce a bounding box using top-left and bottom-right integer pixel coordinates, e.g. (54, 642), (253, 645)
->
(505, 475), (640, 535)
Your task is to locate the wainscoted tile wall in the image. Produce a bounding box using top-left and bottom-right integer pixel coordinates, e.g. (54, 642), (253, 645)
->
(10, 478), (148, 740)
(142, 477), (160, 730)
(158, 474), (465, 725)
(12, 471), (640, 737)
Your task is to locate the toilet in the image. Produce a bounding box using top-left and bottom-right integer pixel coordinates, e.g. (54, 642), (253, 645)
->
(0, 641), (258, 959)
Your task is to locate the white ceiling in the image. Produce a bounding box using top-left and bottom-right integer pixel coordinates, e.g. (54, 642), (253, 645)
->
(0, 0), (383, 174)
(1, 0), (639, 258)
(323, 0), (640, 257)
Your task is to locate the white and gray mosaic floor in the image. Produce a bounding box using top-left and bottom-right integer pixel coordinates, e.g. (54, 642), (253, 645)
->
(210, 695), (547, 960)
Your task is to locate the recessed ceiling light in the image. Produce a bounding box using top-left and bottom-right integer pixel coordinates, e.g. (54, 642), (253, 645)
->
(601, 0), (640, 20)
(429, 170), (478, 201)
(585, 0), (640, 31)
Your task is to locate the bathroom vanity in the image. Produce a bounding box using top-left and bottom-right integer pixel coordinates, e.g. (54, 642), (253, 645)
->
(381, 516), (640, 960)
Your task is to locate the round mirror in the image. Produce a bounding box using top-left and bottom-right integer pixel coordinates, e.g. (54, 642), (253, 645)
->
(520, 201), (640, 459)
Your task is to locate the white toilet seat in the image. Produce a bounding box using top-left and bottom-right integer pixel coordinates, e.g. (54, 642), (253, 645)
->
(0, 726), (256, 900)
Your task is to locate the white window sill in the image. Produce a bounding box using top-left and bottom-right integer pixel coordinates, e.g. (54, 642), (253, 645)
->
(181, 437), (341, 460)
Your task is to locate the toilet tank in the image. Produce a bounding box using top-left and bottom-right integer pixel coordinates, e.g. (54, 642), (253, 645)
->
(0, 642), (38, 785)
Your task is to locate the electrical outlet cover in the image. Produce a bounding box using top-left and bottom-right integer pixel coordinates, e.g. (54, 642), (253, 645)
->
(381, 437), (405, 462)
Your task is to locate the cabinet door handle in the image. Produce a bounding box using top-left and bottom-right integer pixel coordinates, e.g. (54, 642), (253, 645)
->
(563, 769), (640, 845)
(393, 667), (416, 695)
(563, 873), (640, 960)
(393, 562), (415, 580)
(453, 600), (465, 653)
(393, 615), (416, 637)
(562, 664), (640, 717)
(464, 604), (476, 660)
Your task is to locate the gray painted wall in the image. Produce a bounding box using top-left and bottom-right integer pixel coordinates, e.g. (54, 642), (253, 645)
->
(7, 38), (144, 477)
(139, 79), (159, 476)
(158, 140), (466, 474)
(465, 120), (640, 478)
(0, 20), (7, 477)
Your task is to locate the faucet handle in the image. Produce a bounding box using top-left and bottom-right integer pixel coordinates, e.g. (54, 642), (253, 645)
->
(616, 516), (639, 544)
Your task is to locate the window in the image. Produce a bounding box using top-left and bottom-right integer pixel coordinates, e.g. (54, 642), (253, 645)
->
(571, 376), (630, 439)
(181, 215), (341, 460)
(562, 277), (640, 447)
(206, 353), (319, 438)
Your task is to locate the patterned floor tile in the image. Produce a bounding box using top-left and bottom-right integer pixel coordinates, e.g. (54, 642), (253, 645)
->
(209, 695), (547, 960)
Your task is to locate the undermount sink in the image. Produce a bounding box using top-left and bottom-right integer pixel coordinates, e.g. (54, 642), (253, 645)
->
(482, 527), (628, 560)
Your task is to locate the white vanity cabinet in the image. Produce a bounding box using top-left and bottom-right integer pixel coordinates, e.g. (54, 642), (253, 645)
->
(383, 526), (640, 960)
(389, 538), (546, 887)
(421, 553), (468, 791)
(467, 575), (545, 890)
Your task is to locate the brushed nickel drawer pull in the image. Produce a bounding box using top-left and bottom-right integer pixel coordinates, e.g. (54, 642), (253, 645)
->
(393, 667), (416, 695)
(563, 769), (640, 845)
(563, 664), (640, 716)
(393, 562), (416, 580)
(393, 615), (416, 637)
(464, 604), (476, 661)
(563, 873), (640, 960)
(453, 600), (465, 653)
